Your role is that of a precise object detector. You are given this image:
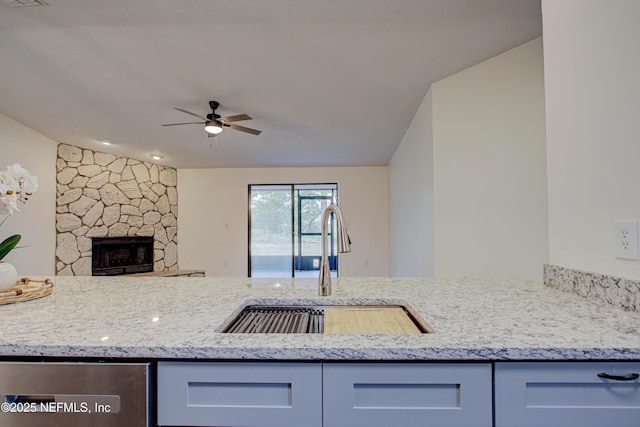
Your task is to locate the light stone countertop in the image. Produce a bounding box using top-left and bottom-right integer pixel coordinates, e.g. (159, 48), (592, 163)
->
(2, 276), (640, 361)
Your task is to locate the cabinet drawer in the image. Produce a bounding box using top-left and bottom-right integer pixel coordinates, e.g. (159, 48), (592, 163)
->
(323, 363), (492, 427)
(157, 362), (322, 427)
(495, 362), (640, 427)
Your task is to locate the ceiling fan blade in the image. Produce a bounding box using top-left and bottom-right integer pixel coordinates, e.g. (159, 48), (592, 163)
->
(174, 108), (208, 121)
(161, 121), (204, 126)
(222, 113), (252, 122)
(229, 123), (262, 135)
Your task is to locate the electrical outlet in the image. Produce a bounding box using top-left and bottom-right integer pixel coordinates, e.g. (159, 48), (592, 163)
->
(614, 220), (639, 260)
(224, 260), (229, 268)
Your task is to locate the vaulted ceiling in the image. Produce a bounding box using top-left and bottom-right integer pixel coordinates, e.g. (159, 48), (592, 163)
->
(0, 0), (541, 168)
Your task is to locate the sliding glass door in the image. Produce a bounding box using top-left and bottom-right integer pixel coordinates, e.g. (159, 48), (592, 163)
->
(249, 184), (337, 278)
(249, 185), (293, 277)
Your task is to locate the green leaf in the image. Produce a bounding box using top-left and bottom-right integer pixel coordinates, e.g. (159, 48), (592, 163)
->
(0, 234), (21, 261)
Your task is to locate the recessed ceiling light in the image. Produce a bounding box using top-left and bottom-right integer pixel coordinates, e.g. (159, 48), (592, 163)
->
(101, 140), (114, 146)
(150, 154), (164, 161)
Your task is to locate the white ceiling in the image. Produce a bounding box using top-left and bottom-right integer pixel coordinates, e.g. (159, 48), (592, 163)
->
(0, 0), (541, 169)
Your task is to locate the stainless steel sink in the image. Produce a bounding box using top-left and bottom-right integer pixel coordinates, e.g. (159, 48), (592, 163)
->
(222, 304), (431, 334)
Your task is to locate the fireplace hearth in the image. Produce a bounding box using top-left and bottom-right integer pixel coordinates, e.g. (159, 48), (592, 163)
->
(92, 236), (154, 276)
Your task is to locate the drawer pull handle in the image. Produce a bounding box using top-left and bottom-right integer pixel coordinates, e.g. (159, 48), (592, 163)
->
(597, 372), (640, 381)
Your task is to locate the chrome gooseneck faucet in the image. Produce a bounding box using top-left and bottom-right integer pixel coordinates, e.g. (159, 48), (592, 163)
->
(318, 204), (351, 296)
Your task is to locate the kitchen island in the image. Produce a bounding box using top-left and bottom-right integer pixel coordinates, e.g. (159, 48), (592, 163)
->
(1, 275), (640, 360)
(3, 275), (640, 427)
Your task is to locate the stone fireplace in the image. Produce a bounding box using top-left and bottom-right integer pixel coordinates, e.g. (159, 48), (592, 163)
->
(55, 144), (178, 276)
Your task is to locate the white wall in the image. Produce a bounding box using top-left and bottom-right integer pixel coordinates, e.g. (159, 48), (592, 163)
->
(389, 38), (548, 282)
(388, 89), (434, 277)
(543, 0), (640, 279)
(178, 166), (388, 277)
(432, 38), (548, 281)
(0, 114), (57, 275)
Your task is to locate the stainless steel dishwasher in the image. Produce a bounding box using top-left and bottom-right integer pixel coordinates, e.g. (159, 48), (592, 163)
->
(0, 361), (152, 427)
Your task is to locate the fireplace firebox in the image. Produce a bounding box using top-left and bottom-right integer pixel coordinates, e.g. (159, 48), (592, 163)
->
(92, 237), (154, 276)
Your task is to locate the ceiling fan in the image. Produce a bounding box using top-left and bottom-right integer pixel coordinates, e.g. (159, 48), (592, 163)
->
(162, 100), (261, 136)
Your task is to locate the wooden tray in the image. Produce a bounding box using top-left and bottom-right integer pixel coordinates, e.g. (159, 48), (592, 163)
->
(0, 278), (54, 305)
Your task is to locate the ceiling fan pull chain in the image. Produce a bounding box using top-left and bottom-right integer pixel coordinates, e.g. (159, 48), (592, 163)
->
(209, 134), (219, 150)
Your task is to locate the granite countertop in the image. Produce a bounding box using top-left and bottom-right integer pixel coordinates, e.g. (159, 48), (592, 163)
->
(2, 276), (640, 361)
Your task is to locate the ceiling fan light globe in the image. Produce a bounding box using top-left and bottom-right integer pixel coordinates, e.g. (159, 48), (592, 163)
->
(204, 121), (223, 135)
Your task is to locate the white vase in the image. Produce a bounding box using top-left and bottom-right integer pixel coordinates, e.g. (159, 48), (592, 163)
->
(0, 262), (18, 291)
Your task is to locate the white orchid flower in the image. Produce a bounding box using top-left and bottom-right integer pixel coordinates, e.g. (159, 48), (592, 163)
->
(6, 163), (39, 195)
(0, 163), (37, 217)
(0, 182), (20, 215)
(0, 162), (38, 261)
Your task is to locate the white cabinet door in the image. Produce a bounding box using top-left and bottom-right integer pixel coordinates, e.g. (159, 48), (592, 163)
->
(323, 363), (492, 427)
(495, 362), (640, 427)
(157, 361), (322, 427)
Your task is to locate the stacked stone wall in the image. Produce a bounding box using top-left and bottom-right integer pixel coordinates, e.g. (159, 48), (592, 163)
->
(55, 144), (178, 275)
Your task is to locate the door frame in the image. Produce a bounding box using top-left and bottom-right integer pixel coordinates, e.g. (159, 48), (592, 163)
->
(248, 183), (338, 278)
